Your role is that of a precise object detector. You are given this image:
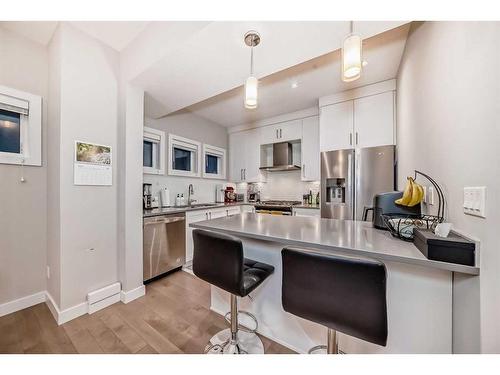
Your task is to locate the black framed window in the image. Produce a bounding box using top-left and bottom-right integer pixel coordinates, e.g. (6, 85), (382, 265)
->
(173, 147), (191, 171)
(0, 109), (21, 154)
(205, 154), (219, 174)
(143, 140), (153, 167)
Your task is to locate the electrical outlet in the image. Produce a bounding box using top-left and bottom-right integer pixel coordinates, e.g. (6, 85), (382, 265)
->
(46, 266), (50, 279)
(463, 186), (486, 218)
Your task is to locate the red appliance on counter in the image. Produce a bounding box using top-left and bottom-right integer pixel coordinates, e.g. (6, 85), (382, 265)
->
(224, 187), (236, 203)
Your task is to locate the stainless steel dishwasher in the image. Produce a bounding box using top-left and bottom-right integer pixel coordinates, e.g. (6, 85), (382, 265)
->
(143, 213), (186, 282)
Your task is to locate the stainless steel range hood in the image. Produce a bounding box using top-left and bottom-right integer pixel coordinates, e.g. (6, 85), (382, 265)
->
(259, 142), (301, 172)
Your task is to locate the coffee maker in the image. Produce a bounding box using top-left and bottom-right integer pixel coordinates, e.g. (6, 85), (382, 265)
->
(143, 183), (153, 209)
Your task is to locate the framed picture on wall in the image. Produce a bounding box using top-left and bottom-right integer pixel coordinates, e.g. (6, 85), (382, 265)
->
(74, 141), (113, 186)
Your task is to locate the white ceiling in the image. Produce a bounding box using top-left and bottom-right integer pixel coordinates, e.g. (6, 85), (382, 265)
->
(70, 21), (150, 51)
(136, 21), (408, 119)
(0, 21), (150, 51)
(0, 21), (58, 45)
(181, 24), (410, 127)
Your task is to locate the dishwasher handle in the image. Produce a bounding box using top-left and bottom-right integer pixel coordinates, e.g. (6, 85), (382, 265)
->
(144, 217), (185, 226)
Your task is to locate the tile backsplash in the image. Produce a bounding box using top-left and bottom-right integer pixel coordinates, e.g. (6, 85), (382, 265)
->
(236, 170), (320, 201)
(143, 174), (226, 205)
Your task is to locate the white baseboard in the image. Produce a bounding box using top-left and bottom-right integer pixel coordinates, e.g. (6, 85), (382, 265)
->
(88, 293), (120, 314)
(1, 284), (143, 324)
(120, 285), (145, 304)
(45, 292), (88, 325)
(0, 291), (46, 318)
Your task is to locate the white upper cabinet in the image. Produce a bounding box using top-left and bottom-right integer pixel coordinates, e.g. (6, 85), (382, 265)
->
(353, 91), (395, 148)
(229, 127), (265, 183)
(245, 127), (264, 182)
(229, 131), (246, 182)
(319, 88), (395, 152)
(319, 100), (354, 152)
(301, 116), (320, 181)
(260, 119), (302, 144)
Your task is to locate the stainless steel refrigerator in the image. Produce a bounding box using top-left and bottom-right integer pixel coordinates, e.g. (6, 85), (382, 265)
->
(320, 145), (396, 220)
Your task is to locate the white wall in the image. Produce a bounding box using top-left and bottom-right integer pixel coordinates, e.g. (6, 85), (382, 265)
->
(47, 26), (62, 306)
(117, 84), (144, 294)
(397, 21), (500, 353)
(47, 23), (121, 311)
(0, 28), (48, 307)
(144, 112), (229, 204)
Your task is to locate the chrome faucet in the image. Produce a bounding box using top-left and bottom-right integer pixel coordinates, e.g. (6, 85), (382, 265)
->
(188, 184), (197, 206)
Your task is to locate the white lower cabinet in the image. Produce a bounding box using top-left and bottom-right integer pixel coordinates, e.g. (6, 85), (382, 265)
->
(240, 205), (255, 213)
(185, 209), (210, 263)
(185, 205), (243, 263)
(293, 208), (320, 217)
(226, 206), (242, 216)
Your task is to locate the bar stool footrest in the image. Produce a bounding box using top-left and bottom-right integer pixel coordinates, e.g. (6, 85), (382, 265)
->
(224, 310), (258, 334)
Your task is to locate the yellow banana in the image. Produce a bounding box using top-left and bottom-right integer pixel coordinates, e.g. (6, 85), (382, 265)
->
(395, 177), (414, 206)
(408, 182), (424, 207)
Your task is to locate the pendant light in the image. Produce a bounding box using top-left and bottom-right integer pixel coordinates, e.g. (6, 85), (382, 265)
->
(341, 21), (362, 82)
(244, 31), (260, 109)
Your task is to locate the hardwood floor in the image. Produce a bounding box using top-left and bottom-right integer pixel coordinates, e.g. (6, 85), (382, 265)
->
(0, 270), (295, 354)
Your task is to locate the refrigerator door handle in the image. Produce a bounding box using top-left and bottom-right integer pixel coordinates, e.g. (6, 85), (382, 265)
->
(348, 151), (354, 219)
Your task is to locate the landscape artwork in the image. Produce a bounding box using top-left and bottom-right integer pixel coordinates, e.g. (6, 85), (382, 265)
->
(75, 141), (112, 165)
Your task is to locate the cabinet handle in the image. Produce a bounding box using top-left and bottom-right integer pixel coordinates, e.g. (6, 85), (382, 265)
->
(349, 133), (353, 145)
(302, 164), (305, 178)
(276, 129), (279, 139)
(279, 129), (282, 138)
(240, 169), (243, 180)
(244, 169), (246, 180)
(356, 132), (359, 145)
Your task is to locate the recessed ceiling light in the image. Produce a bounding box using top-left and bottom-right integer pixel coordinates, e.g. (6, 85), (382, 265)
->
(291, 82), (299, 89)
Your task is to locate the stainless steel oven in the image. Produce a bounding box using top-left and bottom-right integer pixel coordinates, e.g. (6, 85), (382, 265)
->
(143, 213), (186, 282)
(254, 200), (301, 215)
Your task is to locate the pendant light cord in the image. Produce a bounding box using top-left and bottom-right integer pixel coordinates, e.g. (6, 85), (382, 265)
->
(250, 38), (254, 76)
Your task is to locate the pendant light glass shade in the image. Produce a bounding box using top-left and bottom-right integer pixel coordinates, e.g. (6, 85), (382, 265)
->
(342, 33), (362, 82)
(245, 76), (258, 109)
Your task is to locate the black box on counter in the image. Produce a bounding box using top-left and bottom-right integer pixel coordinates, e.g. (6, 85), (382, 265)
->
(413, 228), (475, 266)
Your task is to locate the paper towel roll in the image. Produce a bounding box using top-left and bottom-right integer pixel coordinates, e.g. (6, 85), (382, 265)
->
(160, 188), (170, 207)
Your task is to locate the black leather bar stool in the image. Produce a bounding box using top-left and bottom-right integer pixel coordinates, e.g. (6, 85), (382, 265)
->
(281, 248), (388, 354)
(193, 229), (274, 354)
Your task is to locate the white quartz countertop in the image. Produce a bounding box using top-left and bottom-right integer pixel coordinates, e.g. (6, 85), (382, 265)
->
(190, 213), (479, 275)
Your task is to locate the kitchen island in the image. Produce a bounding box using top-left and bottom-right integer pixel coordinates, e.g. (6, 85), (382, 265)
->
(190, 213), (479, 354)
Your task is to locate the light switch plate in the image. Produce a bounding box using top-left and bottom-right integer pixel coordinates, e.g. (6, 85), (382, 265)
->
(463, 186), (486, 218)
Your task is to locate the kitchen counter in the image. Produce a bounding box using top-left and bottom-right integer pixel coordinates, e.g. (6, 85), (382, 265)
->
(143, 202), (253, 218)
(190, 213), (479, 275)
(191, 213), (474, 353)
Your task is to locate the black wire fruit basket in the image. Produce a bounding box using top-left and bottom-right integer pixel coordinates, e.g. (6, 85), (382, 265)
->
(382, 170), (446, 242)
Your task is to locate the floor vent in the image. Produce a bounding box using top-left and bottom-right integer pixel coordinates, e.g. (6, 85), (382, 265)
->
(87, 282), (121, 314)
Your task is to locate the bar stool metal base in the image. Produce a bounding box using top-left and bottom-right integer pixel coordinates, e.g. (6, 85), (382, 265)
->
(308, 329), (339, 354)
(204, 328), (265, 354)
(204, 294), (264, 354)
(224, 310), (258, 333)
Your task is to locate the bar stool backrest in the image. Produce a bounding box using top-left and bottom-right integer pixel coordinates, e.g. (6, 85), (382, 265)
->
(193, 229), (244, 296)
(282, 248), (388, 346)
